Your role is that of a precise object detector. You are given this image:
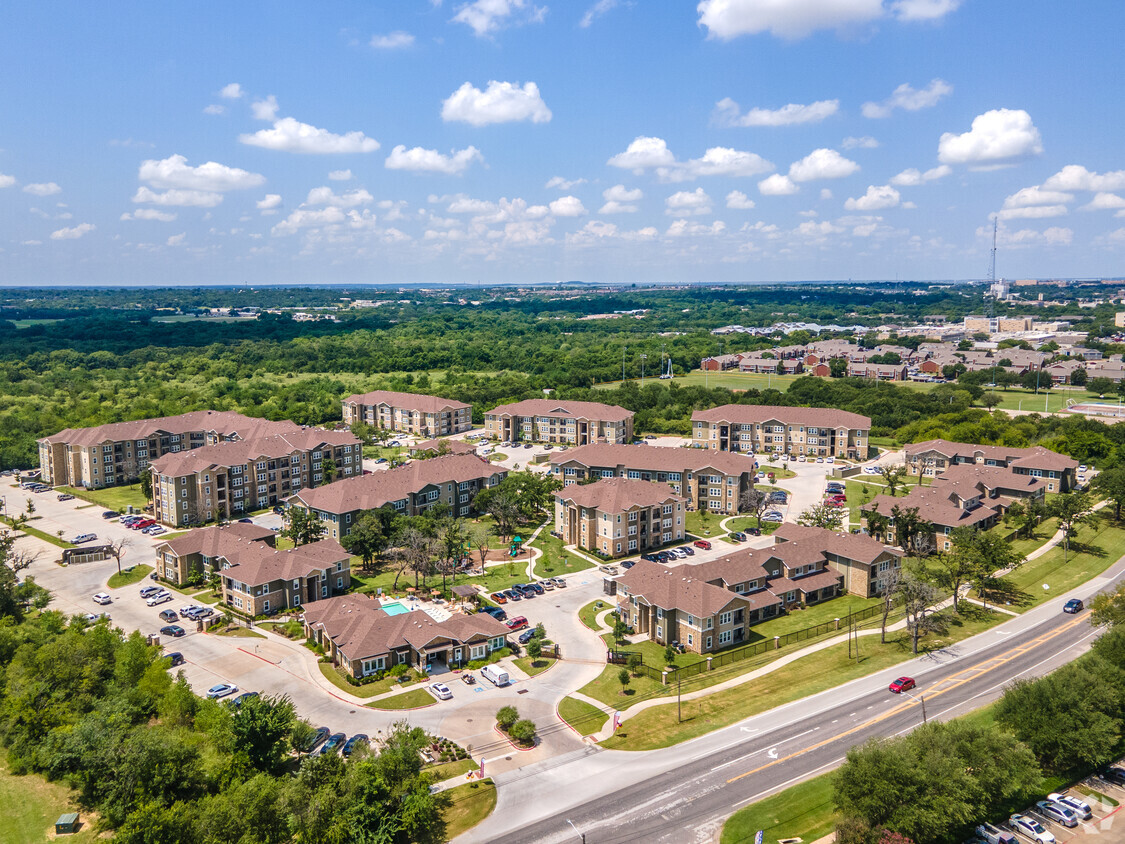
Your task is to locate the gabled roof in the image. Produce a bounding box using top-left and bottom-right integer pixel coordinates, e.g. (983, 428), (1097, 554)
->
(904, 439), (1078, 473)
(221, 538), (351, 587)
(935, 463), (1043, 496)
(292, 454), (504, 514)
(863, 486), (997, 530)
(548, 443), (756, 476)
(39, 410), (299, 448)
(156, 523), (274, 558)
(343, 390), (470, 413)
(555, 477), (684, 512)
(691, 404), (871, 430)
(485, 398), (634, 423)
(616, 561), (748, 617)
(150, 427), (359, 477)
(772, 523), (901, 565)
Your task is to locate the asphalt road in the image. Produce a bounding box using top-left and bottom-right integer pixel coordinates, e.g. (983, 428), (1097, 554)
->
(469, 561), (1121, 844)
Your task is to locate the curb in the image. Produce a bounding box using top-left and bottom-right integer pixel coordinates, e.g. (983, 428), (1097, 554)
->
(493, 725), (538, 752)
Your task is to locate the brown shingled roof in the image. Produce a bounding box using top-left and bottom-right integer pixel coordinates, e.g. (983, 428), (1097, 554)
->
(156, 523), (274, 558)
(690, 404), (871, 430)
(863, 487), (997, 530)
(616, 560), (747, 618)
(548, 443), (756, 476)
(342, 390), (470, 413)
(905, 439), (1078, 473)
(221, 538), (351, 587)
(486, 398), (633, 423)
(150, 427), (359, 478)
(39, 410), (301, 448)
(771, 523), (901, 565)
(555, 477), (684, 511)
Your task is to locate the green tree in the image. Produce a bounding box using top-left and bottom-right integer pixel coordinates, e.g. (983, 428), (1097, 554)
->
(1050, 492), (1098, 562)
(1094, 467), (1125, 521)
(282, 506), (326, 547)
(981, 391), (1003, 411)
(496, 705), (519, 730)
(509, 718), (537, 744)
(798, 502), (845, 531)
(1071, 367), (1088, 387)
(1088, 376), (1116, 396)
(876, 465), (907, 496)
(229, 694), (297, 773)
(939, 527), (1025, 612)
(664, 643), (677, 666)
(340, 511), (387, 574)
(1091, 581), (1125, 627)
(864, 503), (891, 544)
(627, 652), (643, 676)
(830, 357), (849, 378)
(894, 574), (940, 655)
(889, 506), (934, 557)
(617, 667), (632, 695)
(139, 470), (153, 502)
(612, 616), (630, 645)
(526, 637), (543, 660)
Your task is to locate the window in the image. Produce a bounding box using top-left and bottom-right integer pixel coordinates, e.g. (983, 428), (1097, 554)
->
(719, 630), (732, 644)
(687, 633), (694, 646)
(656, 625), (663, 639)
(706, 636), (712, 650)
(263, 600), (270, 613)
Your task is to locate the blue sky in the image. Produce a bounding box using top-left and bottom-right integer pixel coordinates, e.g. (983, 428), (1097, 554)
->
(2, 0), (1124, 286)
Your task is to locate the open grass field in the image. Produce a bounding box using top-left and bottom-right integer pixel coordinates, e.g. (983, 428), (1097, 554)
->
(316, 662), (405, 698)
(513, 655), (556, 677)
(57, 483), (149, 513)
(367, 687), (436, 710)
(531, 528), (595, 578)
(558, 696), (610, 736)
(107, 563), (152, 588)
(440, 780), (497, 839)
(721, 771), (837, 844)
(0, 758), (101, 844)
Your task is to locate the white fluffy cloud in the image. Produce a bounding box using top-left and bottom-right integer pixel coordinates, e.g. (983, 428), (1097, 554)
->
(788, 148), (859, 182)
(546, 176), (587, 190)
(608, 138), (772, 182)
(385, 145), (483, 174)
(891, 0), (961, 21)
(271, 207), (348, 236)
(1042, 165), (1125, 193)
(844, 184), (900, 211)
(598, 184), (642, 213)
(580, 0), (618, 27)
(938, 109), (1043, 167)
(1003, 186), (1074, 209)
(139, 154), (265, 191)
(998, 205), (1068, 220)
(240, 117), (380, 154)
(441, 81), (551, 126)
(666, 219), (726, 237)
(256, 194), (282, 211)
(50, 223), (95, 240)
(328, 170), (352, 181)
(251, 95), (279, 121)
(697, 0), (959, 39)
(203, 104), (226, 115)
(452, 0), (547, 36)
(166, 233), (186, 247)
(987, 225), (1073, 246)
(726, 190), (756, 209)
(665, 188), (712, 215)
(132, 186), (223, 207)
(842, 136), (879, 149)
(607, 136), (676, 171)
(889, 164), (951, 186)
(862, 78), (952, 118)
(371, 31), (414, 48)
(714, 97), (838, 127)
(120, 208), (177, 222)
(549, 196), (588, 216)
(23, 182), (61, 196)
(758, 174), (799, 195)
(1082, 193), (1125, 211)
(219, 83), (244, 99)
(306, 187), (374, 208)
(0, 173), (15, 188)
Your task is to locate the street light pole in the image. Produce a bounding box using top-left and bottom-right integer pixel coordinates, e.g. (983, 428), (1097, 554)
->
(567, 819), (586, 844)
(902, 690), (927, 723)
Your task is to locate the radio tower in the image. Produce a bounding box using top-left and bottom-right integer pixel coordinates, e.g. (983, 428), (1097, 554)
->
(986, 217), (998, 320)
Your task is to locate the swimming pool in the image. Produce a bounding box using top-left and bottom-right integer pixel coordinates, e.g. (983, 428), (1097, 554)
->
(382, 601), (413, 616)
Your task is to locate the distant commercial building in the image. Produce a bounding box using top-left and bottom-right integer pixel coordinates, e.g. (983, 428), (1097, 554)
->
(341, 390), (472, 437)
(484, 399), (634, 445)
(554, 478), (685, 559)
(691, 405), (870, 459)
(1116, 312), (1125, 328)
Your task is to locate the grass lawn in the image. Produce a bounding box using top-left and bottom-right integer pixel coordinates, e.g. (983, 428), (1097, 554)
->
(260, 618), (305, 639)
(513, 655), (556, 677)
(601, 608), (1004, 750)
(759, 464), (797, 480)
(558, 696), (610, 736)
(440, 780), (497, 839)
(991, 517), (1060, 560)
(0, 758), (101, 844)
(427, 757), (478, 781)
(57, 483), (148, 513)
(1, 516), (74, 549)
(351, 561), (528, 604)
(580, 663), (669, 708)
(686, 508), (727, 538)
(721, 771), (837, 844)
(986, 513), (1125, 612)
(215, 627), (266, 639)
(531, 529), (595, 578)
(751, 595), (884, 639)
(367, 687), (435, 710)
(986, 386), (1109, 414)
(316, 662), (406, 698)
(845, 479), (882, 523)
(107, 563), (153, 588)
(579, 598), (611, 632)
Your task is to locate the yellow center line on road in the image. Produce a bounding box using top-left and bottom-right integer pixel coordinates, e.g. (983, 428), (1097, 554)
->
(727, 612), (1089, 785)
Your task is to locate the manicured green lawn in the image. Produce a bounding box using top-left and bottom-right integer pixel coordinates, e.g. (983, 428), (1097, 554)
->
(990, 517), (1059, 560)
(989, 513), (1125, 611)
(316, 662), (407, 698)
(721, 771), (837, 844)
(351, 560), (528, 605)
(0, 759), (101, 844)
(531, 529), (595, 578)
(367, 687), (436, 710)
(440, 780), (496, 839)
(513, 655), (556, 677)
(686, 508), (726, 538)
(215, 628), (265, 639)
(751, 595), (884, 639)
(57, 483), (148, 513)
(558, 696), (610, 736)
(427, 757), (478, 781)
(1, 516), (74, 549)
(579, 599), (611, 632)
(601, 608), (1004, 751)
(107, 564), (153, 588)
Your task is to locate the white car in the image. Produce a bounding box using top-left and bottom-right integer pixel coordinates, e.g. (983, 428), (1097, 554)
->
(1047, 793), (1092, 820)
(82, 612), (111, 623)
(92, 592), (112, 605)
(206, 683), (238, 699)
(1009, 814), (1055, 844)
(430, 682), (453, 700)
(146, 591), (173, 607)
(178, 605), (202, 619)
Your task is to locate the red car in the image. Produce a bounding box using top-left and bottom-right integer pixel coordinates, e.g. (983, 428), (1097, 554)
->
(888, 676), (916, 694)
(693, 540), (712, 550)
(131, 519), (156, 530)
(490, 592), (507, 605)
(504, 616), (528, 631)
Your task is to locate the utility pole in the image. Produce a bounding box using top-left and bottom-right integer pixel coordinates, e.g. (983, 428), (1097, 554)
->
(677, 670), (682, 723)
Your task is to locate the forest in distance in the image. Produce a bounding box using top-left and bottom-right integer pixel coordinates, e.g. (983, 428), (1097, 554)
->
(0, 282), (1123, 472)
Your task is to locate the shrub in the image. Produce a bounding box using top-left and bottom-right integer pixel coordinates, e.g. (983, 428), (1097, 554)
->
(496, 705), (519, 730)
(388, 663), (411, 678)
(508, 719), (536, 745)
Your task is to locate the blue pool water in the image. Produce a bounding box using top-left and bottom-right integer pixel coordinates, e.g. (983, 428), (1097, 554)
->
(382, 601), (412, 616)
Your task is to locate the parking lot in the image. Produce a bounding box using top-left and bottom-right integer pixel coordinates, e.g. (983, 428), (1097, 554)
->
(980, 772), (1125, 844)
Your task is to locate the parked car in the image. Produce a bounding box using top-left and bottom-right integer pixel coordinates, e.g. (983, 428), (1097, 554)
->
(505, 616), (529, 631)
(159, 609), (179, 623)
(518, 629), (536, 644)
(131, 519), (156, 530)
(481, 606), (507, 621)
(165, 652), (184, 667)
(503, 589), (521, 601)
(552, 577), (567, 588)
(461, 672), (476, 684)
(654, 552), (672, 563)
(1008, 814), (1055, 844)
(73, 533), (97, 544)
(146, 591), (173, 607)
(179, 605), (202, 619)
(82, 612), (111, 624)
(320, 732), (346, 755)
(139, 585), (162, 599)
(641, 553), (659, 562)
(1101, 766), (1125, 786)
(762, 512), (784, 522)
(693, 540), (712, 550)
(193, 607), (214, 620)
(232, 691), (259, 707)
(430, 682), (453, 700)
(160, 625), (186, 638)
(206, 683), (239, 699)
(1035, 800), (1078, 828)
(101, 510), (120, 519)
(679, 545), (695, 556)
(889, 676), (916, 693)
(528, 582), (545, 595)
(56, 493), (74, 501)
(541, 579), (555, 590)
(1046, 793), (1092, 820)
(490, 592), (508, 604)
(730, 531), (747, 542)
(272, 505), (285, 514)
(342, 734), (369, 757)
(976, 822), (1017, 844)
(1063, 598), (1084, 614)
(92, 592), (112, 605)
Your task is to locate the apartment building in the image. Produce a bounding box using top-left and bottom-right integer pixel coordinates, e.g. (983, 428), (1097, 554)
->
(769, 523), (904, 599)
(37, 410), (299, 491)
(846, 362), (908, 381)
(554, 478), (685, 559)
(904, 439), (1078, 492)
(150, 427), (361, 527)
(289, 454), (506, 540)
(340, 390), (472, 437)
(691, 405), (870, 459)
(547, 443), (756, 514)
(220, 538), (352, 617)
(484, 399), (634, 445)
(154, 522), (275, 586)
(304, 595), (510, 676)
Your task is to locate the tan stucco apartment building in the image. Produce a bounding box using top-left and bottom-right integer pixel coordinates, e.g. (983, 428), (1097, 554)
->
(37, 410), (300, 491)
(154, 522), (275, 586)
(547, 443), (756, 515)
(289, 454), (506, 539)
(691, 405), (870, 459)
(149, 427), (361, 527)
(341, 390), (472, 437)
(904, 439), (1079, 492)
(220, 538), (352, 617)
(554, 477), (685, 559)
(484, 399), (634, 445)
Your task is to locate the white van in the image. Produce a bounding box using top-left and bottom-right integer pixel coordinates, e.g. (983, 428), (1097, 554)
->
(481, 665), (509, 687)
